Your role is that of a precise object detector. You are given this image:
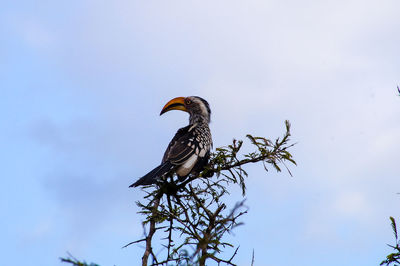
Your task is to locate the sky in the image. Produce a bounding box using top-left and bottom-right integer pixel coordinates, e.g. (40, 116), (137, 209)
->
(1, 0), (400, 265)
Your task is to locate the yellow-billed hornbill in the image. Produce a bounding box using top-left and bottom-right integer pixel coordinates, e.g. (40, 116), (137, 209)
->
(129, 96), (212, 187)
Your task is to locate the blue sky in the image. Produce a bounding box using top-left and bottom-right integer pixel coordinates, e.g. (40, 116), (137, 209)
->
(1, 0), (400, 265)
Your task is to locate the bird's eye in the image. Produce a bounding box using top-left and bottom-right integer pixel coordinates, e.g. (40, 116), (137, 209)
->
(185, 99), (192, 105)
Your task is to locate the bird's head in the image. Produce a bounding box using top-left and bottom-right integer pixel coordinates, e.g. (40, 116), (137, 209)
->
(160, 96), (211, 124)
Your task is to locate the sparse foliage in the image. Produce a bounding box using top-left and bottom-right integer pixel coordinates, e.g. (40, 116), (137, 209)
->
(381, 217), (400, 266)
(127, 120), (296, 266)
(60, 253), (100, 266)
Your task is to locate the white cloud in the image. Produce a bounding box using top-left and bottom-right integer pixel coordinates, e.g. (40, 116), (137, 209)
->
(3, 14), (54, 49)
(333, 190), (371, 217)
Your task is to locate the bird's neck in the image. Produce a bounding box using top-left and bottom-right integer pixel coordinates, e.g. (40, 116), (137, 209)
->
(189, 114), (209, 125)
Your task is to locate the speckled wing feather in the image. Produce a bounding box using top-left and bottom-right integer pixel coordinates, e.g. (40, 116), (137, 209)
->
(162, 125), (197, 165)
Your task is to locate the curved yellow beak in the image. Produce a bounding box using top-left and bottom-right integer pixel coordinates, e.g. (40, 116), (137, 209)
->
(160, 97), (187, 115)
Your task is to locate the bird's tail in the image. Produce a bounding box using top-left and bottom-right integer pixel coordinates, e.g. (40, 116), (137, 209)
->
(129, 162), (173, 187)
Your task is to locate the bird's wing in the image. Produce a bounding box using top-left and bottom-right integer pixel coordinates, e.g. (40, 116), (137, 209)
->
(162, 125), (198, 165)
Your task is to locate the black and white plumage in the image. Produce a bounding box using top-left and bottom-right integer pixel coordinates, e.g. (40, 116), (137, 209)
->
(129, 96), (212, 187)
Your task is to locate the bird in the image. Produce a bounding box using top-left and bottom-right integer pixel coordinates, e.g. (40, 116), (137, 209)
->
(129, 96), (212, 187)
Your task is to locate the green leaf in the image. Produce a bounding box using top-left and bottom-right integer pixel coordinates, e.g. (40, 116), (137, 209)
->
(390, 217), (398, 241)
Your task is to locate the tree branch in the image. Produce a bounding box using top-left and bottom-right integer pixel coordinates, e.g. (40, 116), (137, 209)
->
(126, 120), (296, 266)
